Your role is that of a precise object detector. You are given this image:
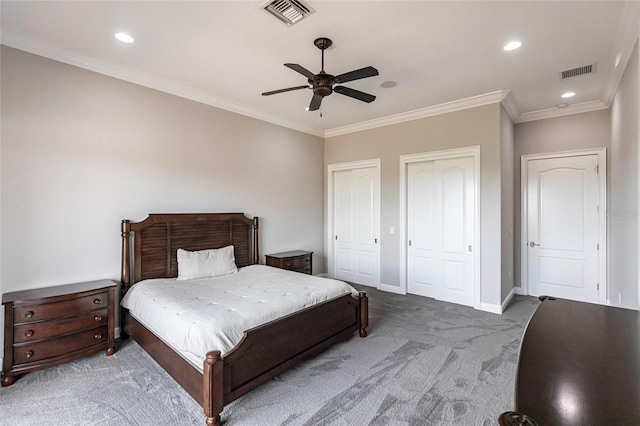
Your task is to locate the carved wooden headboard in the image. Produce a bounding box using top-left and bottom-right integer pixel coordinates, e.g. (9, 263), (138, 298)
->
(121, 213), (259, 286)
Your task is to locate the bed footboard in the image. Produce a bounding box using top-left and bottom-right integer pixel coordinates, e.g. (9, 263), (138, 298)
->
(202, 291), (367, 424)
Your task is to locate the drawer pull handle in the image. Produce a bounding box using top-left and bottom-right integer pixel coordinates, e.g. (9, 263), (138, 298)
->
(94, 315), (103, 321)
(93, 298), (102, 305)
(94, 333), (102, 340)
(25, 330), (34, 338)
(25, 350), (34, 358)
(24, 311), (34, 319)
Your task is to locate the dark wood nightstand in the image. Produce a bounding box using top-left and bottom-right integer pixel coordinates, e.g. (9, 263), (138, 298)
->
(266, 250), (313, 275)
(1, 279), (117, 387)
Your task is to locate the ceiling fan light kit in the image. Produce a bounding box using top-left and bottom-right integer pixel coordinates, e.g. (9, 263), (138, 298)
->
(262, 37), (379, 112)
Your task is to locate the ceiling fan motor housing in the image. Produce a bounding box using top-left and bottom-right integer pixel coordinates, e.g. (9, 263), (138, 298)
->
(312, 73), (334, 97)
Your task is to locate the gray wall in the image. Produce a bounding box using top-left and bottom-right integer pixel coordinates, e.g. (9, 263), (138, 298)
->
(0, 47), (325, 344)
(500, 106), (515, 301)
(325, 104), (505, 307)
(610, 39), (639, 310)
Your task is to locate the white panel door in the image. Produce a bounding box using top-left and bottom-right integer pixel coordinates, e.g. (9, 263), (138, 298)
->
(407, 161), (438, 298)
(437, 158), (475, 306)
(527, 155), (600, 303)
(407, 157), (475, 306)
(333, 167), (380, 286)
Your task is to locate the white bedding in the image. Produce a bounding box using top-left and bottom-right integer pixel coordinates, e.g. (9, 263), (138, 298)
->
(121, 264), (359, 368)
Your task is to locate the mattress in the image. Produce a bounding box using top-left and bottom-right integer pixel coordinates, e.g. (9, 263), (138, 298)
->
(121, 264), (359, 369)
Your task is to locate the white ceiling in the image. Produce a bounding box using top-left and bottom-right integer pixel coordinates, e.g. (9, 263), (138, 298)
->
(2, 1), (639, 137)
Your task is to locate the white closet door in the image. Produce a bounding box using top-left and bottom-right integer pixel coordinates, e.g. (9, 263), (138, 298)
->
(407, 157), (475, 306)
(333, 167), (380, 286)
(437, 157), (475, 306)
(407, 161), (438, 298)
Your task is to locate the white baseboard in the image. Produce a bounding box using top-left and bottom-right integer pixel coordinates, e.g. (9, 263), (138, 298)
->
(514, 286), (527, 295)
(314, 273), (329, 278)
(501, 287), (516, 312)
(378, 283), (406, 295)
(479, 301), (503, 315)
(479, 287), (516, 315)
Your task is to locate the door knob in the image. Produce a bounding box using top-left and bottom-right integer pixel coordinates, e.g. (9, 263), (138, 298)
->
(529, 241), (540, 247)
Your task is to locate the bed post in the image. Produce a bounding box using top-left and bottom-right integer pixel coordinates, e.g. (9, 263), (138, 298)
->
(120, 220), (132, 339)
(359, 291), (369, 337)
(252, 217), (259, 265)
(203, 351), (224, 426)
(121, 220), (132, 287)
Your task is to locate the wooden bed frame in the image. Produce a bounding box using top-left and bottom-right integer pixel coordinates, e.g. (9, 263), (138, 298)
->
(120, 213), (368, 425)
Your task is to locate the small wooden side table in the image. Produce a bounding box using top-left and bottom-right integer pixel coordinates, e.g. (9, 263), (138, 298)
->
(265, 250), (313, 275)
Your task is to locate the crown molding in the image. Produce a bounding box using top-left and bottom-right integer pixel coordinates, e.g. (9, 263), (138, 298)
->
(500, 91), (520, 122)
(3, 23), (631, 137)
(515, 100), (608, 123)
(5, 27), (513, 139)
(324, 90), (510, 138)
(0, 28), (325, 138)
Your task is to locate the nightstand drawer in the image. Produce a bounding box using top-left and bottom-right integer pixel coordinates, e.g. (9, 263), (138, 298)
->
(14, 292), (108, 324)
(13, 308), (108, 343)
(283, 257), (309, 270)
(13, 325), (108, 365)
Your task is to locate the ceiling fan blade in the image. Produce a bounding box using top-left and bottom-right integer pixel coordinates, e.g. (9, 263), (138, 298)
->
(308, 94), (323, 111)
(334, 86), (376, 103)
(262, 85), (310, 96)
(335, 66), (379, 84)
(284, 63), (317, 80)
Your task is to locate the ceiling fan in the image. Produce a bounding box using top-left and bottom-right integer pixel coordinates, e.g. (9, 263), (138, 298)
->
(262, 37), (379, 112)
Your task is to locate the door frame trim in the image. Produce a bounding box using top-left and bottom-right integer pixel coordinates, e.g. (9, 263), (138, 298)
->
(519, 148), (607, 304)
(327, 158), (381, 287)
(399, 146), (481, 309)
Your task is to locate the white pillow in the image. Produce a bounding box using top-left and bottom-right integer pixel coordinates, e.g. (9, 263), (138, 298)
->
(176, 245), (238, 280)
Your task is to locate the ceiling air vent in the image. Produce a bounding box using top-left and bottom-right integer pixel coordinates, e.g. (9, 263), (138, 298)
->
(560, 63), (596, 80)
(263, 0), (315, 27)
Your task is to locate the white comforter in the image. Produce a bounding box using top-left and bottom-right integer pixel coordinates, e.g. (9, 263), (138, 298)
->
(121, 265), (359, 367)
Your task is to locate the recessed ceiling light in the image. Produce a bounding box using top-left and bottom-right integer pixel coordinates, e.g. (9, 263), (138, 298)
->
(561, 91), (576, 98)
(503, 41), (522, 51)
(115, 32), (134, 43)
(556, 103), (569, 109)
(380, 81), (397, 89)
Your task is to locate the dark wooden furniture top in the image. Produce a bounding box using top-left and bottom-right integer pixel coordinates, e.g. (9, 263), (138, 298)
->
(266, 250), (313, 275)
(2, 279), (116, 387)
(508, 297), (640, 425)
(120, 213), (367, 426)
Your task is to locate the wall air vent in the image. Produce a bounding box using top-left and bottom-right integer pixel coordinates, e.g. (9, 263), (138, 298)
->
(263, 0), (315, 27)
(560, 63), (596, 80)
